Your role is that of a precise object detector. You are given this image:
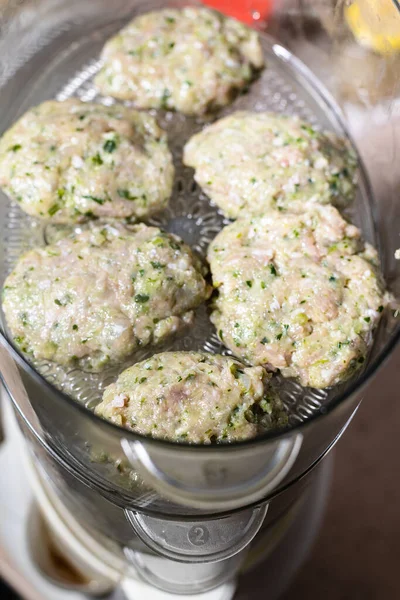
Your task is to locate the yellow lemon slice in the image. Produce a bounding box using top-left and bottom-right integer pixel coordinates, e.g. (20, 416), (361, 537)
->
(345, 0), (400, 55)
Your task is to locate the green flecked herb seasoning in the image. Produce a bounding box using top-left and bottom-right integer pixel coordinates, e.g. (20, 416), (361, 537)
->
(135, 294), (150, 303)
(103, 139), (117, 153)
(117, 189), (137, 201)
(161, 88), (171, 109)
(92, 153), (103, 166)
(48, 204), (61, 216)
(83, 195), (105, 205)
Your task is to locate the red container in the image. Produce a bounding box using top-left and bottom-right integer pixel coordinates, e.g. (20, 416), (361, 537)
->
(202, 0), (274, 26)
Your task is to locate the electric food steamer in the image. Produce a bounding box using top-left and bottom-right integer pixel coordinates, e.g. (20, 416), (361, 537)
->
(0, 0), (399, 597)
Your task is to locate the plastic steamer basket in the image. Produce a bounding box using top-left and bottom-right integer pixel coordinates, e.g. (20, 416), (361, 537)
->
(0, 0), (399, 597)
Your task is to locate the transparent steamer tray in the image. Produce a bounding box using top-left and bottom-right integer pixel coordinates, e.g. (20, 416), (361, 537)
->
(0, 0), (392, 435)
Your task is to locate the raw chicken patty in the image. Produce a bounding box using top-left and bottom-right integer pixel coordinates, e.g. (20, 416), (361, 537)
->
(95, 352), (287, 443)
(95, 7), (264, 115)
(0, 99), (174, 223)
(2, 223), (209, 371)
(208, 206), (388, 388)
(184, 111), (358, 217)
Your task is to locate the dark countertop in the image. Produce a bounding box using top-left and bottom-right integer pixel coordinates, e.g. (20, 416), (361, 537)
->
(0, 580), (18, 600)
(283, 347), (400, 600)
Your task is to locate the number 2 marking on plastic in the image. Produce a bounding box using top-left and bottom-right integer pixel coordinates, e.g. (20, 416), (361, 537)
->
(188, 525), (210, 546)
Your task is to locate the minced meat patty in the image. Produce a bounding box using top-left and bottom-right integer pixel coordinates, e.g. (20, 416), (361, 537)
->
(183, 111), (358, 218)
(208, 205), (389, 388)
(2, 223), (209, 371)
(95, 7), (264, 115)
(0, 99), (174, 223)
(95, 351), (287, 443)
